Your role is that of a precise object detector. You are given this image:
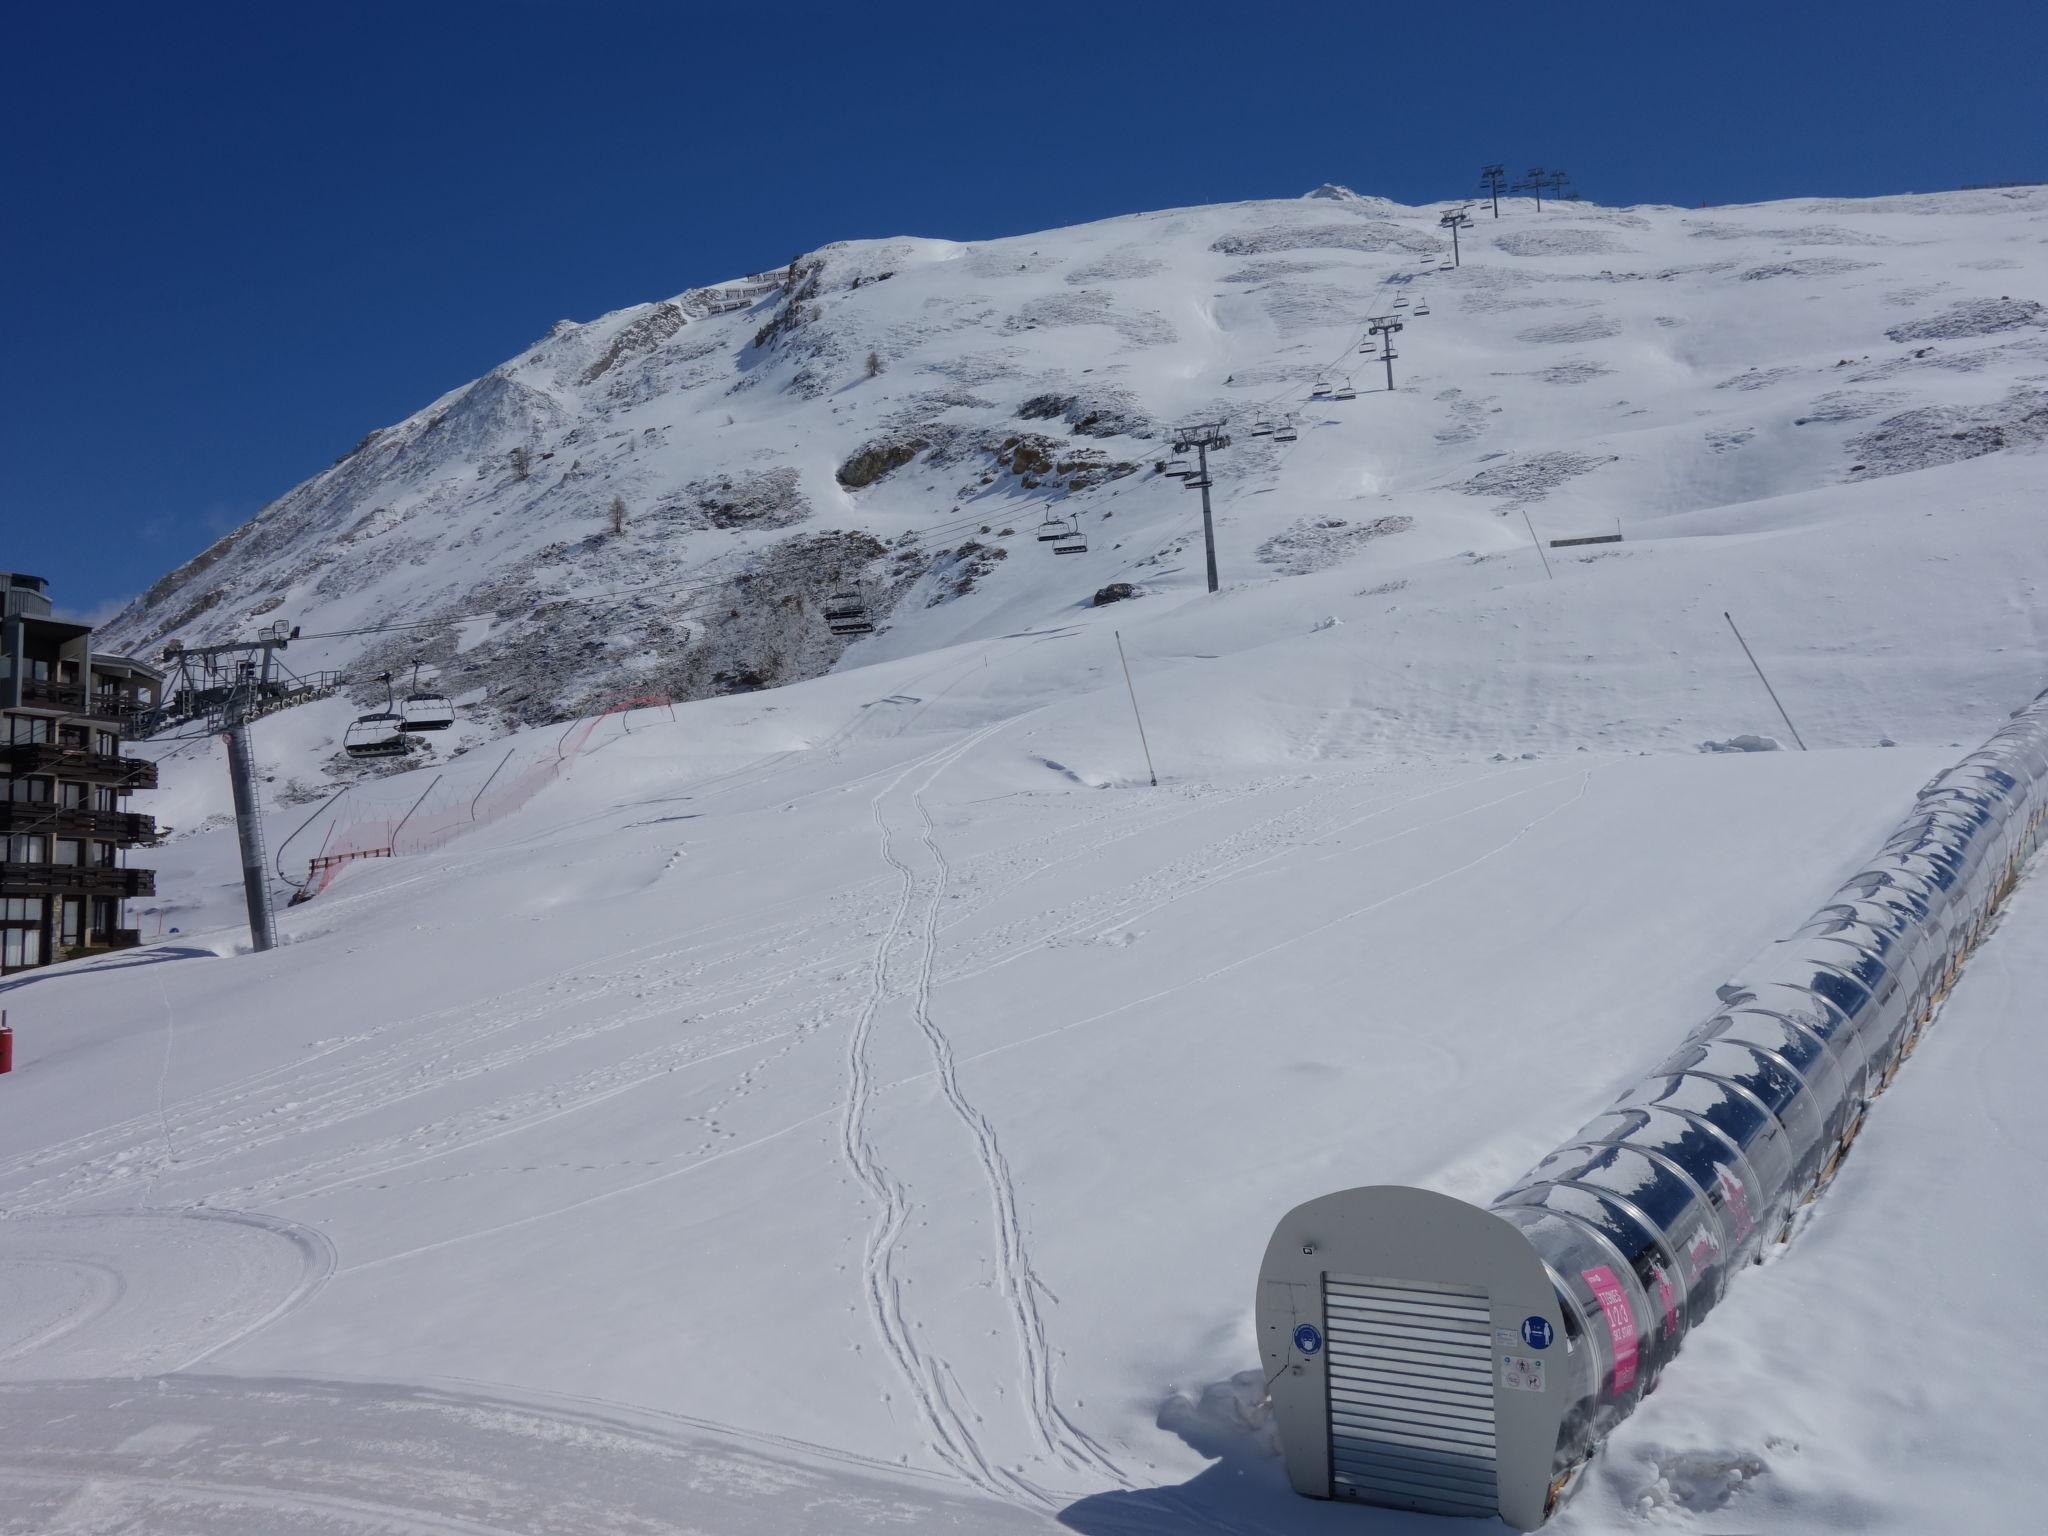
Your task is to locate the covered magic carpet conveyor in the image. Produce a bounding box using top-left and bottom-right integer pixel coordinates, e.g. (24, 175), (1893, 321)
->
(1257, 684), (2048, 1528)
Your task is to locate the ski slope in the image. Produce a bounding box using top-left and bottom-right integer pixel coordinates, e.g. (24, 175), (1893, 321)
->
(5, 182), (2048, 1533)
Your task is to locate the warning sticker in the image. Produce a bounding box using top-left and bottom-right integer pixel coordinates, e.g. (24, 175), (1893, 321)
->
(1501, 1355), (1545, 1393)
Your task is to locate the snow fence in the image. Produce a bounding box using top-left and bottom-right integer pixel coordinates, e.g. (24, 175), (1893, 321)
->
(1257, 685), (2048, 1529)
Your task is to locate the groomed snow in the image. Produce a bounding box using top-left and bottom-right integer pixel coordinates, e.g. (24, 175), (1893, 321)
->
(5, 183), (2048, 1532)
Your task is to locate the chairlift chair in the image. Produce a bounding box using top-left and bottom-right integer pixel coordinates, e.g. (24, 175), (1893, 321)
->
(1052, 520), (1088, 554)
(1250, 420), (1274, 436)
(1334, 386), (1357, 401)
(1036, 513), (1068, 542)
(1275, 424), (1299, 443)
(399, 661), (455, 731)
(823, 590), (876, 635)
(343, 712), (410, 759)
(1163, 459), (1192, 477)
(1183, 476), (1213, 490)
(1416, 303), (1432, 315)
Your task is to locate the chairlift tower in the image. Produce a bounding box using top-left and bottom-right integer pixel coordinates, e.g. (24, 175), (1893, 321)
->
(161, 635), (299, 953)
(1172, 420), (1232, 593)
(1518, 166), (1548, 210)
(1479, 163), (1507, 218)
(1543, 167), (1571, 202)
(219, 684), (278, 954)
(1439, 206), (1474, 267)
(1366, 315), (1404, 391)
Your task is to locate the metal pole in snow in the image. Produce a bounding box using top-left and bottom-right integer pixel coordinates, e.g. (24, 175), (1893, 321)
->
(224, 714), (277, 952)
(1115, 632), (1158, 787)
(1724, 612), (1809, 751)
(1521, 511), (1554, 581)
(1197, 442), (1220, 595)
(388, 773), (444, 853)
(469, 749), (517, 820)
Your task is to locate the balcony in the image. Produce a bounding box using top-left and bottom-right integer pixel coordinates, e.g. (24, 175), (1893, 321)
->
(19, 681), (83, 710)
(0, 743), (158, 789)
(0, 863), (155, 899)
(0, 804), (156, 843)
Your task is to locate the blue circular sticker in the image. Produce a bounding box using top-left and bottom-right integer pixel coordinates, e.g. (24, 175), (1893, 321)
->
(1292, 1323), (1324, 1356)
(1520, 1316), (1554, 1350)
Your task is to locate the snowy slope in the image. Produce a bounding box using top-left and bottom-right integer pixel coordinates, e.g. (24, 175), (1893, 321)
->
(106, 182), (2048, 760)
(4, 182), (2048, 1534)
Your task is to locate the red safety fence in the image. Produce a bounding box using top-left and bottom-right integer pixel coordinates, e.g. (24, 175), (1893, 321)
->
(300, 694), (671, 898)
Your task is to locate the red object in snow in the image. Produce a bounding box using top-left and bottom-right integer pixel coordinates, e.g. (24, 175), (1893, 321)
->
(0, 1013), (12, 1075)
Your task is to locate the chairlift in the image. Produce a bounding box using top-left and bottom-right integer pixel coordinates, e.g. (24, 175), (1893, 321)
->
(1183, 476), (1213, 490)
(1036, 512), (1068, 542)
(823, 590), (876, 635)
(343, 712), (410, 759)
(399, 660), (455, 731)
(1052, 519), (1088, 554)
(1250, 420), (1275, 436)
(345, 673), (415, 759)
(1334, 385), (1357, 401)
(1163, 459), (1192, 477)
(1275, 424), (1300, 443)
(1416, 303), (1432, 315)
(1310, 381), (1333, 398)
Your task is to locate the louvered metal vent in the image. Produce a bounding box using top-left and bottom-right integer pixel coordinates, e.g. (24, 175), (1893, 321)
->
(1323, 1274), (1497, 1517)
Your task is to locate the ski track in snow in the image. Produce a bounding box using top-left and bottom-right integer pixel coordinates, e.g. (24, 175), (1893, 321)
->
(905, 766), (1132, 1491)
(837, 720), (1039, 1502)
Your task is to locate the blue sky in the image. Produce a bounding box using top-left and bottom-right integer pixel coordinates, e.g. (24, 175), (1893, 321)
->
(5, 0), (2042, 621)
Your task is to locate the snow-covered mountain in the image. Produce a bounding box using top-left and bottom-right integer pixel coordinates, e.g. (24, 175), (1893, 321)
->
(9, 183), (2048, 1536)
(110, 181), (2048, 762)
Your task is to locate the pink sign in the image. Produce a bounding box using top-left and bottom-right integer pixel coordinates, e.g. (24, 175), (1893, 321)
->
(1582, 1265), (1639, 1394)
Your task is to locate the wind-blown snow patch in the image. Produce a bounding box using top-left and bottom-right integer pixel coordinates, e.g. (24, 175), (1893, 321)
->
(1846, 388), (2048, 478)
(1492, 228), (1631, 257)
(1257, 514), (1412, 576)
(1885, 296), (2046, 342)
(1461, 450), (1614, 506)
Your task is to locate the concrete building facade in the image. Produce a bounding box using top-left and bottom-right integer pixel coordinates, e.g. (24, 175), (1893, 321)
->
(1, 572), (162, 973)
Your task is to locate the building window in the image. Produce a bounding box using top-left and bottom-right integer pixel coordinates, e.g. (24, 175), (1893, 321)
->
(59, 898), (84, 947)
(60, 781), (87, 809)
(2, 897), (46, 922)
(5, 833), (48, 863)
(58, 724), (87, 749)
(9, 716), (50, 744)
(91, 896), (118, 937)
(95, 730), (119, 754)
(54, 838), (84, 867)
(2, 927), (43, 970)
(94, 841), (116, 868)
(5, 775), (51, 803)
(93, 785), (119, 811)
